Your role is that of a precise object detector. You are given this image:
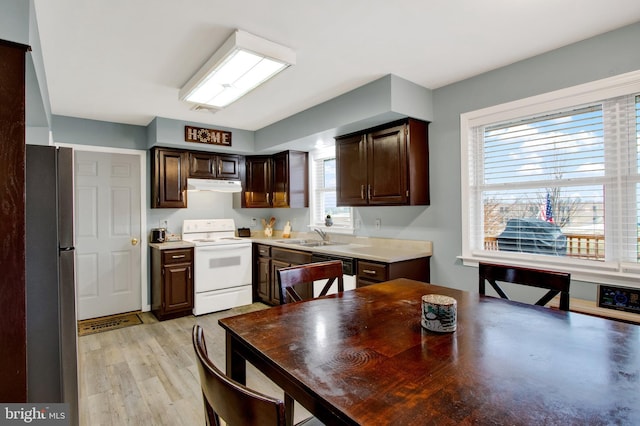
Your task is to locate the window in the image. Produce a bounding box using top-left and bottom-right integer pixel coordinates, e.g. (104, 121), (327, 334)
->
(310, 146), (353, 231)
(461, 71), (640, 284)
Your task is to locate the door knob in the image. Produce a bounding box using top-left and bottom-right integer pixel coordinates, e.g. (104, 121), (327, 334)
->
(131, 238), (139, 246)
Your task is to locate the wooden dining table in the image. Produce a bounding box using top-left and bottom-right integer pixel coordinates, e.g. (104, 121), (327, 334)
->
(218, 278), (640, 425)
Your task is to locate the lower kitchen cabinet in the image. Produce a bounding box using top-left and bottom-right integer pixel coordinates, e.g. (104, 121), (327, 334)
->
(254, 244), (312, 305)
(151, 247), (194, 320)
(255, 245), (272, 302)
(254, 242), (431, 299)
(357, 257), (430, 288)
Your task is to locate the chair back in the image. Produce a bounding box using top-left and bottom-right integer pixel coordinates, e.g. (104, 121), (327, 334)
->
(278, 260), (344, 304)
(478, 262), (571, 310)
(192, 325), (286, 426)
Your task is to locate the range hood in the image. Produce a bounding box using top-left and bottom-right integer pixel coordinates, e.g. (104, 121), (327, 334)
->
(187, 178), (242, 193)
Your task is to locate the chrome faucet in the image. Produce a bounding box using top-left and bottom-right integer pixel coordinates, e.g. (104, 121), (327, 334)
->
(314, 228), (329, 241)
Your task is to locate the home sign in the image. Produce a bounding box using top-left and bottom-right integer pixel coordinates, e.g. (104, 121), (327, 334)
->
(185, 125), (232, 146)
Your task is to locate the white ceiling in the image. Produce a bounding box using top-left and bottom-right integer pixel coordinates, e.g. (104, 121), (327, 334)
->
(33, 0), (640, 131)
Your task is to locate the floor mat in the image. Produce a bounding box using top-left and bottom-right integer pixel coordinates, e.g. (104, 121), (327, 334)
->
(78, 312), (143, 336)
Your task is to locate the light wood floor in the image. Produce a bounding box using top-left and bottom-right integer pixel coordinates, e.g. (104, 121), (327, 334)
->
(78, 303), (312, 425)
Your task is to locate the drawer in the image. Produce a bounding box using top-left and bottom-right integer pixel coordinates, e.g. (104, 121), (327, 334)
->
(256, 244), (271, 257)
(271, 247), (312, 264)
(162, 248), (193, 264)
(358, 261), (387, 282)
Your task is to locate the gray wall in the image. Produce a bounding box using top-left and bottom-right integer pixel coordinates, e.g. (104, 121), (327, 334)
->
(255, 74), (434, 153)
(149, 116), (255, 154)
(427, 22), (640, 298)
(41, 19), (640, 302)
(0, 0), (29, 44)
(52, 116), (148, 150)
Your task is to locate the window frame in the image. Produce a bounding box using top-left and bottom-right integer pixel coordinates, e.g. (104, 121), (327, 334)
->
(309, 145), (354, 234)
(460, 70), (640, 288)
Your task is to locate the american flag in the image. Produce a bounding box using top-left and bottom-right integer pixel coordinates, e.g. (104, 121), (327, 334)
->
(540, 193), (554, 223)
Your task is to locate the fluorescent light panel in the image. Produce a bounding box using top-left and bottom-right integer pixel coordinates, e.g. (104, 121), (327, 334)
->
(180, 30), (295, 108)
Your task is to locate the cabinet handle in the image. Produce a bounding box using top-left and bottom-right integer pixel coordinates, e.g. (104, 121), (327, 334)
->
(188, 266), (192, 279)
(367, 185), (372, 200)
(360, 185), (365, 200)
(172, 254), (186, 259)
(362, 269), (377, 275)
(266, 193), (270, 204)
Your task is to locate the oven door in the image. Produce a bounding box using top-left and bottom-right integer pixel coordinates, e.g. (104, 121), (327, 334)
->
(194, 244), (252, 292)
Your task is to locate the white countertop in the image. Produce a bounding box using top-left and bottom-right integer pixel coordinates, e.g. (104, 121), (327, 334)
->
(146, 232), (432, 263)
(251, 232), (432, 263)
(148, 240), (195, 250)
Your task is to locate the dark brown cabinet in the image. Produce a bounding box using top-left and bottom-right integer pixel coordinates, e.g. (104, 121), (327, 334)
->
(188, 151), (241, 180)
(254, 244), (312, 305)
(151, 247), (194, 320)
(244, 156), (272, 208)
(255, 244), (271, 302)
(0, 39), (29, 403)
(243, 150), (308, 208)
(151, 147), (188, 208)
(356, 257), (430, 288)
(336, 118), (429, 206)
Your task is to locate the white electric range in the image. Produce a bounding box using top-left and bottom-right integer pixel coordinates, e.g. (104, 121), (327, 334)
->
(182, 219), (252, 315)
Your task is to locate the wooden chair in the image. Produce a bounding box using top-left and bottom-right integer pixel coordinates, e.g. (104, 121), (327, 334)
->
(192, 325), (322, 426)
(478, 262), (571, 311)
(277, 260), (344, 304)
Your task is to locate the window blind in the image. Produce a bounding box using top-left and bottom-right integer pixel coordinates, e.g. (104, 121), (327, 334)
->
(469, 94), (639, 264)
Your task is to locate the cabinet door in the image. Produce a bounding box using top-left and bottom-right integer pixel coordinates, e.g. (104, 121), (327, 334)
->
(367, 123), (408, 205)
(336, 134), (368, 206)
(257, 257), (270, 302)
(270, 259), (290, 305)
(217, 154), (241, 179)
(244, 156), (272, 208)
(271, 151), (289, 208)
(153, 149), (187, 208)
(163, 263), (193, 312)
(189, 152), (216, 178)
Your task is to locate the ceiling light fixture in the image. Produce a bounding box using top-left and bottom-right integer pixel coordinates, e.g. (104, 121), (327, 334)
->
(179, 30), (296, 109)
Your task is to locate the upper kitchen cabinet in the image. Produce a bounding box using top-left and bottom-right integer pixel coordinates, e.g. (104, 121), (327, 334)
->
(188, 151), (242, 180)
(242, 150), (308, 208)
(151, 147), (188, 208)
(336, 118), (429, 206)
(244, 156), (271, 208)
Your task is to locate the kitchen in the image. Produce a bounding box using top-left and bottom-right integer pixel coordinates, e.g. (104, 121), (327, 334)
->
(3, 1), (640, 424)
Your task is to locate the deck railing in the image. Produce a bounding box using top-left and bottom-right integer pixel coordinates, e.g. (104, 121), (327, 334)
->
(484, 234), (606, 260)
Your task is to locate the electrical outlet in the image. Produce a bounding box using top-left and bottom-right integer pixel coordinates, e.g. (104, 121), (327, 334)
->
(375, 218), (381, 230)
(251, 217), (257, 228)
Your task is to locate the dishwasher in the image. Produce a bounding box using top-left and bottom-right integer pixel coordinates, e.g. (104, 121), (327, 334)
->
(310, 253), (357, 295)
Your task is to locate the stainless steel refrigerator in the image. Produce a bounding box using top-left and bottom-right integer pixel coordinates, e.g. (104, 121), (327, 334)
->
(26, 145), (78, 426)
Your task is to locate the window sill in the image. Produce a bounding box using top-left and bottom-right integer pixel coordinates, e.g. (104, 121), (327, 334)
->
(548, 296), (640, 325)
(459, 253), (640, 290)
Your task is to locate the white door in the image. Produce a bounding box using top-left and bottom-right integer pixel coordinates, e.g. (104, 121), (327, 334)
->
(75, 151), (142, 320)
